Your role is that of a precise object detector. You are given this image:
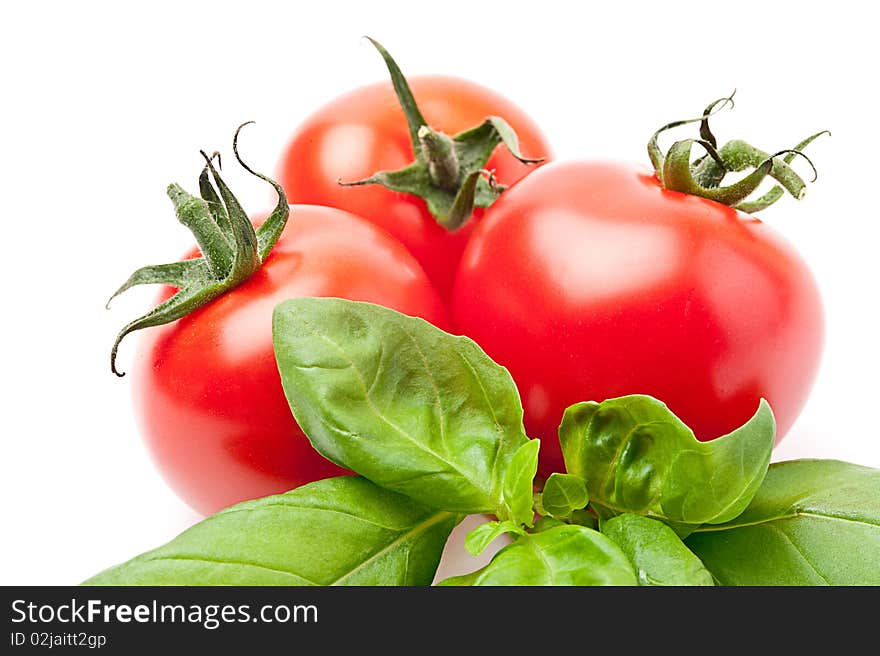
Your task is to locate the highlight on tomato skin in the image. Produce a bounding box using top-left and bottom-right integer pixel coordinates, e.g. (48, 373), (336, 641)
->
(277, 74), (552, 302)
(450, 159), (825, 477)
(130, 205), (449, 516)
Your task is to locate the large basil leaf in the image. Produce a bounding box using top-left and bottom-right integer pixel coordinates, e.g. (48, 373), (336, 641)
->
(686, 460), (880, 585)
(438, 525), (638, 586)
(84, 477), (460, 586)
(559, 395), (775, 525)
(273, 298), (533, 522)
(602, 514), (714, 586)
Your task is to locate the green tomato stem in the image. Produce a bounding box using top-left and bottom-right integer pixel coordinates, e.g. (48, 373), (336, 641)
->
(338, 37), (543, 231)
(649, 94), (827, 213)
(108, 123), (288, 376)
(419, 126), (461, 191)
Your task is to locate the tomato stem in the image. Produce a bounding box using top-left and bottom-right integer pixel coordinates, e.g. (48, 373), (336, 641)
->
(649, 95), (828, 213)
(167, 181), (234, 277)
(338, 38), (544, 231)
(107, 123), (289, 376)
(418, 126), (460, 191)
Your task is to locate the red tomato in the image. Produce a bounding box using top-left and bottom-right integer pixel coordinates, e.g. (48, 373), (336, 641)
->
(278, 76), (552, 300)
(451, 160), (824, 477)
(131, 205), (448, 515)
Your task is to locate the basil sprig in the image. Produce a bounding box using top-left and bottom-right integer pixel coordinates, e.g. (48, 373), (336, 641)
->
(89, 298), (880, 586)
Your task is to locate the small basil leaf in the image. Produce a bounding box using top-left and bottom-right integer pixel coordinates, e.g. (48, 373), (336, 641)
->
(272, 298), (530, 518)
(464, 520), (525, 556)
(602, 514), (714, 586)
(560, 395), (775, 525)
(84, 477), (460, 586)
(501, 439), (541, 526)
(437, 525), (638, 586)
(686, 460), (880, 585)
(542, 473), (589, 520)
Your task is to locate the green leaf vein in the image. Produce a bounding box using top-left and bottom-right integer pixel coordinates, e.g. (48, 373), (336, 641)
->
(332, 511), (454, 585)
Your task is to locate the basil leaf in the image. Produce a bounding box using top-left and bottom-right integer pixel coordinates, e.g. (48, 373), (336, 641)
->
(560, 395), (775, 525)
(541, 473), (589, 520)
(686, 460), (880, 585)
(502, 439), (541, 526)
(464, 520), (525, 556)
(272, 298), (532, 520)
(83, 477), (460, 586)
(602, 514), (714, 586)
(437, 525), (638, 586)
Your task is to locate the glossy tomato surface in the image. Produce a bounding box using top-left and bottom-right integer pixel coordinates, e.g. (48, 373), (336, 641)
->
(278, 75), (552, 300)
(131, 205), (448, 515)
(451, 160), (824, 477)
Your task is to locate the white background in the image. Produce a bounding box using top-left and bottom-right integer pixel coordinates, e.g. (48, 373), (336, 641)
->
(1, 1), (877, 585)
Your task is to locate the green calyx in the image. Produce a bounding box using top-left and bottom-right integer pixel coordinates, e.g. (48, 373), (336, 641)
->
(108, 122), (289, 376)
(648, 91), (829, 213)
(340, 37), (544, 231)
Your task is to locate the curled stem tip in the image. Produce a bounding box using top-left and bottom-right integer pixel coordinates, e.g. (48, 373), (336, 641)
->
(199, 149), (222, 172)
(232, 121), (257, 173)
(770, 149), (818, 183)
(650, 93), (825, 212)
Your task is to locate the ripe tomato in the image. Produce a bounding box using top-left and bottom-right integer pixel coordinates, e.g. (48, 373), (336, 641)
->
(131, 205), (448, 515)
(278, 76), (551, 300)
(451, 160), (824, 477)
